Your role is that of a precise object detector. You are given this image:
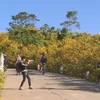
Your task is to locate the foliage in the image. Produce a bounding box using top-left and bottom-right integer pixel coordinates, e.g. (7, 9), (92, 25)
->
(0, 72), (6, 89)
(57, 27), (70, 39)
(0, 72), (6, 100)
(1, 31), (100, 82)
(8, 28), (45, 46)
(8, 12), (39, 31)
(60, 11), (80, 30)
(0, 10), (100, 82)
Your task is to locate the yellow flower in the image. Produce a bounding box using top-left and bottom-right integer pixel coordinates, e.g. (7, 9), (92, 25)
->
(0, 83), (4, 87)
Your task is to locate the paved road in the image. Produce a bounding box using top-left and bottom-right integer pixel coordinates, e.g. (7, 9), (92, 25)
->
(2, 69), (100, 100)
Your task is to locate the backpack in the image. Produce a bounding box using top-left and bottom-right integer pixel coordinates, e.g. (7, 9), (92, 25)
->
(97, 62), (100, 68)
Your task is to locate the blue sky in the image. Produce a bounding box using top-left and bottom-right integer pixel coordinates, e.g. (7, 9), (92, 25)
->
(0, 0), (100, 34)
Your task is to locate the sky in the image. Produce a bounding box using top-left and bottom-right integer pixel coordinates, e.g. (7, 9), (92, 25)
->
(0, 0), (100, 34)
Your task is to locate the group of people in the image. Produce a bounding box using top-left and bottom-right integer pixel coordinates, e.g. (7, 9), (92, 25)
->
(15, 52), (47, 90)
(1, 51), (100, 90)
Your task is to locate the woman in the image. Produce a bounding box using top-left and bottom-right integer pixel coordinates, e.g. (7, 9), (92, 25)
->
(15, 54), (21, 75)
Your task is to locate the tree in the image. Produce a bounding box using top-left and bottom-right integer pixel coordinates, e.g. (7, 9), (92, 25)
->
(49, 26), (57, 33)
(60, 11), (80, 30)
(57, 27), (69, 40)
(40, 24), (50, 33)
(8, 12), (39, 31)
(8, 28), (45, 46)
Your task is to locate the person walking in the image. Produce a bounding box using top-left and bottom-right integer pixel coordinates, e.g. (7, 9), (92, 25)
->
(3, 53), (7, 71)
(40, 52), (47, 75)
(15, 54), (21, 75)
(18, 56), (33, 90)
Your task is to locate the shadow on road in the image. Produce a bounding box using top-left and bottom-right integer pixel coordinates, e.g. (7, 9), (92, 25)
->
(2, 88), (19, 90)
(6, 69), (100, 93)
(28, 69), (100, 93)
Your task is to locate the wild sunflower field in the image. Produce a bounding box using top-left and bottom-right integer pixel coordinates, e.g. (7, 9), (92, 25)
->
(0, 27), (100, 82)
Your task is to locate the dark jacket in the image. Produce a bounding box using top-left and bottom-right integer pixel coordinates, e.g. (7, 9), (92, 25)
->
(4, 54), (7, 66)
(97, 62), (100, 68)
(18, 61), (28, 72)
(40, 55), (47, 63)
